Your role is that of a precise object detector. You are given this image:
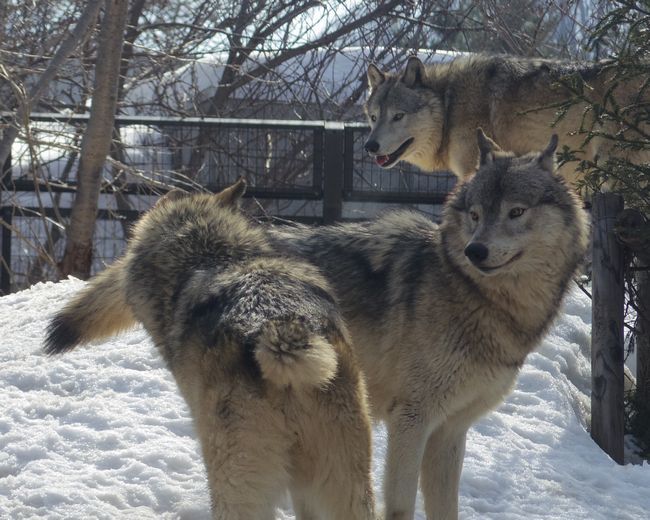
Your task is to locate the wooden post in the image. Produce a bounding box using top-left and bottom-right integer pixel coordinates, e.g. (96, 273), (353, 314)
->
(591, 192), (625, 464)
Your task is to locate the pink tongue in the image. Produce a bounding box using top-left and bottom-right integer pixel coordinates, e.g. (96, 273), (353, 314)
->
(376, 155), (390, 166)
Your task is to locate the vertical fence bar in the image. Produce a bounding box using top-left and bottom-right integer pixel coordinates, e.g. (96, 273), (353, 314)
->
(312, 126), (324, 198)
(637, 258), (650, 430)
(1, 143), (10, 203)
(591, 192), (625, 464)
(343, 126), (355, 197)
(322, 122), (344, 224)
(1, 148), (11, 295)
(1, 207), (12, 295)
(615, 209), (650, 450)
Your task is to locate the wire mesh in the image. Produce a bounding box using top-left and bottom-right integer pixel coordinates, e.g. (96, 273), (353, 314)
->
(1, 116), (455, 293)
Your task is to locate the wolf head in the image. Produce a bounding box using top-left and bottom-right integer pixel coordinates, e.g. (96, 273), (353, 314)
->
(364, 57), (443, 172)
(127, 177), (268, 291)
(442, 129), (588, 281)
(155, 177), (247, 208)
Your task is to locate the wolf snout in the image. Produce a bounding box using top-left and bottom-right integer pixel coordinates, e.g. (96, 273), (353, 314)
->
(364, 140), (380, 153)
(464, 242), (489, 265)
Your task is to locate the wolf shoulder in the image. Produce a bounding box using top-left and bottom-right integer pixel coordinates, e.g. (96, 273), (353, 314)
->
(269, 209), (460, 305)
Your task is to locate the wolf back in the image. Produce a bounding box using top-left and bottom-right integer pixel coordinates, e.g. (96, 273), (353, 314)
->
(364, 54), (650, 186)
(45, 181), (376, 520)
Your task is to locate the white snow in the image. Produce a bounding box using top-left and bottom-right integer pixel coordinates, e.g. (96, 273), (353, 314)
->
(1, 279), (649, 519)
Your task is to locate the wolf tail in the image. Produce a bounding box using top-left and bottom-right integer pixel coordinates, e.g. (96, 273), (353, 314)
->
(253, 316), (339, 389)
(44, 260), (137, 355)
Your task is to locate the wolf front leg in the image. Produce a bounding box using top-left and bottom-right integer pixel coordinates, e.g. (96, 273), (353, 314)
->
(419, 424), (468, 520)
(383, 408), (434, 520)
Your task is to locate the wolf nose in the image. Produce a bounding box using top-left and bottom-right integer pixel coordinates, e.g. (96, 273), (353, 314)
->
(464, 243), (489, 264)
(365, 140), (379, 153)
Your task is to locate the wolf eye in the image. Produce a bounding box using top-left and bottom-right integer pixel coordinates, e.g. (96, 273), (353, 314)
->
(469, 210), (479, 222)
(509, 207), (526, 219)
(393, 113), (404, 121)
(370, 114), (377, 122)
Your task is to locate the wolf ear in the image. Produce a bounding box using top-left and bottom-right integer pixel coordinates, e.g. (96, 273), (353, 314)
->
(476, 128), (502, 166)
(367, 64), (385, 91)
(537, 134), (559, 172)
(215, 177), (247, 206)
(402, 56), (425, 88)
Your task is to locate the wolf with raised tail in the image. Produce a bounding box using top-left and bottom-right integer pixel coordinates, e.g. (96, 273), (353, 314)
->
(45, 181), (376, 520)
(271, 131), (589, 520)
(364, 55), (650, 186)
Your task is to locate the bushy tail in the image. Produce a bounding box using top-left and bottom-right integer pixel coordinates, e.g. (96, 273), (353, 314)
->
(253, 317), (339, 389)
(44, 260), (137, 355)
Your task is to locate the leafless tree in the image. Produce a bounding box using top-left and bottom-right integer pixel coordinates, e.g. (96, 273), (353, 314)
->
(59, 0), (130, 278)
(0, 0), (102, 169)
(0, 0), (618, 290)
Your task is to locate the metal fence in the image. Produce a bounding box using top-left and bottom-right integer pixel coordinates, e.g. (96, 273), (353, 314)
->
(0, 113), (455, 294)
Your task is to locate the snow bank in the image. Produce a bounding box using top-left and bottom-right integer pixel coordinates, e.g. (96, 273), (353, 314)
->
(1, 279), (649, 519)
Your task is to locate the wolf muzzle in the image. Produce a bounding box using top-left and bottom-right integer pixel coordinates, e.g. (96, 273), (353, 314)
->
(464, 242), (489, 265)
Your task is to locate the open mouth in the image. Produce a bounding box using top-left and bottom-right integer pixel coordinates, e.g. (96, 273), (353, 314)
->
(374, 138), (414, 168)
(475, 251), (523, 274)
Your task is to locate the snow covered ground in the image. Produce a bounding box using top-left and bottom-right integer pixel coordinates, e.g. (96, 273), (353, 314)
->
(1, 279), (649, 519)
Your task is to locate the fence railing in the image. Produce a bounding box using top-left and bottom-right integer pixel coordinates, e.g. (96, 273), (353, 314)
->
(0, 113), (455, 294)
(2, 113), (647, 466)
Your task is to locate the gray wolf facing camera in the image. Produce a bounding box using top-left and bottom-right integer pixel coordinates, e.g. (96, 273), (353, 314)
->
(45, 180), (376, 520)
(271, 131), (589, 520)
(365, 55), (650, 186)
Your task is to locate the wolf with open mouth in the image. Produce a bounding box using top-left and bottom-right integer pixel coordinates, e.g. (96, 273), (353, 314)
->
(364, 54), (650, 187)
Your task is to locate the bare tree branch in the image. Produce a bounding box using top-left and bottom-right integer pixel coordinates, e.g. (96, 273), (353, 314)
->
(0, 0), (102, 168)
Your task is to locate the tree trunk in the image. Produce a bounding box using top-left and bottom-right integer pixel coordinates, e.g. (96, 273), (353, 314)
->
(59, 0), (130, 279)
(109, 0), (147, 237)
